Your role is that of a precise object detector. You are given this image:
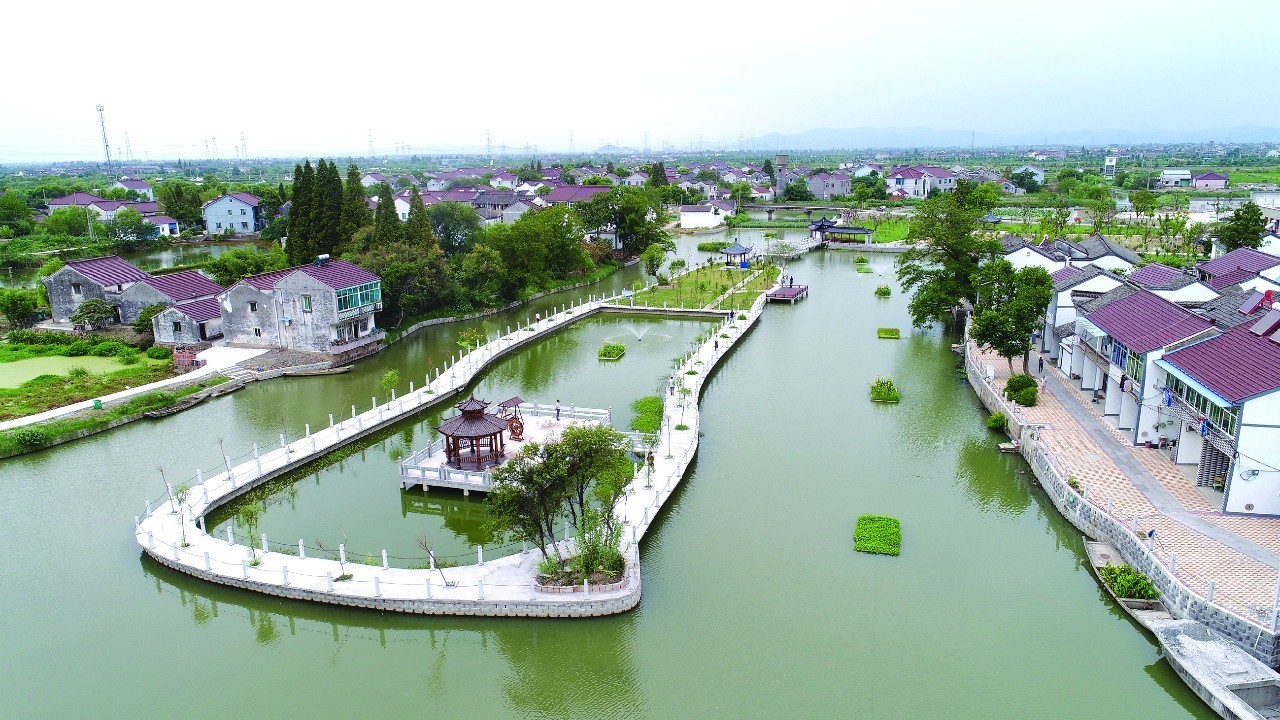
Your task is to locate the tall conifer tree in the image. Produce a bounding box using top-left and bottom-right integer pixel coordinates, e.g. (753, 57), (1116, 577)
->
(372, 182), (401, 246)
(287, 161), (314, 264)
(403, 185), (436, 250)
(341, 162), (370, 242)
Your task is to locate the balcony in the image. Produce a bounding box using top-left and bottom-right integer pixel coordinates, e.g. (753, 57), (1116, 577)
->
(330, 330), (385, 362)
(336, 301), (382, 322)
(1163, 389), (1236, 455)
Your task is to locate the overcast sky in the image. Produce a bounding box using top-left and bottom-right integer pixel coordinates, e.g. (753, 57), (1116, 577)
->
(6, 0), (1278, 163)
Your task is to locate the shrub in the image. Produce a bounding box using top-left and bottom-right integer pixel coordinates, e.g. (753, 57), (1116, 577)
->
(857, 265), (875, 274)
(89, 341), (128, 357)
(10, 426), (50, 449)
(145, 346), (172, 360)
(674, 424), (689, 431)
(736, 313), (747, 320)
(67, 366), (89, 378)
(853, 514), (901, 556)
(874, 284), (891, 297)
(877, 327), (900, 339)
(1098, 563), (1159, 600)
(986, 412), (1007, 431)
(1004, 373), (1037, 397)
(116, 350), (141, 365)
(870, 376), (900, 403)
(65, 340), (92, 356)
(1010, 386), (1038, 407)
(854, 254), (869, 264)
(697, 240), (730, 252)
(7, 329), (102, 346)
(629, 396), (664, 433)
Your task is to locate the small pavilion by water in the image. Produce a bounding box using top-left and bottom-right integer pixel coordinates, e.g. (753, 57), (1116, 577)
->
(436, 396), (509, 471)
(720, 241), (754, 268)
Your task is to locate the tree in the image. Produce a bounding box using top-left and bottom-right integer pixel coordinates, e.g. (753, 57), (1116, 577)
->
(781, 182), (815, 202)
(574, 187), (669, 254)
(42, 207), (97, 237)
(204, 246), (289, 286)
(402, 187), (437, 251)
(312, 159), (344, 258)
(425, 201), (482, 255)
(132, 302), (168, 334)
(581, 175), (614, 186)
(0, 191), (32, 234)
(762, 158), (775, 184)
(641, 243), (667, 278)
(545, 423), (630, 530)
(1183, 221), (1210, 257)
(1112, 169), (1128, 188)
(1218, 202), (1267, 252)
(1086, 197), (1117, 230)
(728, 182), (753, 207)
(286, 161), (315, 264)
(371, 182), (401, 247)
(105, 208), (159, 249)
(896, 179), (1002, 326)
(1130, 189), (1157, 221)
(484, 442), (570, 560)
(0, 288), (38, 328)
(646, 162), (668, 187)
(1010, 171), (1040, 193)
(695, 169), (720, 184)
(155, 180), (203, 227)
(69, 298), (116, 329)
(969, 259), (1055, 372)
(351, 238), (447, 325)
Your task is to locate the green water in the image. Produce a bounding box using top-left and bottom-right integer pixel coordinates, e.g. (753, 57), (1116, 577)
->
(0, 248), (1214, 718)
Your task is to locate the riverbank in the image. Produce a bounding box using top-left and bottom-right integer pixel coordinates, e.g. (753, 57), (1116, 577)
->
(965, 340), (1280, 670)
(134, 289), (759, 616)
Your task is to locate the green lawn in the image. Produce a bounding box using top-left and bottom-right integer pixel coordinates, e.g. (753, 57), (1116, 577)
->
(0, 355), (167, 389)
(0, 362), (177, 419)
(871, 219), (911, 243)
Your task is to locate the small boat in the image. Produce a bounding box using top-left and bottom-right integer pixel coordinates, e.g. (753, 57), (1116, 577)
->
(998, 440), (1020, 453)
(283, 365), (353, 377)
(144, 393), (208, 418)
(1084, 540), (1163, 615)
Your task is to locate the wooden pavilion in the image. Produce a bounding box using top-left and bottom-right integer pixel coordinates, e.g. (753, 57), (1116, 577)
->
(436, 396), (509, 471)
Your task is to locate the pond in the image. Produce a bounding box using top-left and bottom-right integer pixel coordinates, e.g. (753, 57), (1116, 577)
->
(0, 248), (1215, 718)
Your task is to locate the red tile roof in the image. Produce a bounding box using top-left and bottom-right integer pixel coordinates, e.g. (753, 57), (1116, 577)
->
(1051, 265), (1084, 284)
(48, 192), (104, 206)
(241, 259), (379, 291)
(1086, 289), (1213, 353)
(1200, 248), (1280, 277)
(141, 270), (224, 301)
(116, 179), (152, 190)
(1207, 267), (1260, 290)
(1163, 324), (1280, 402)
(64, 256), (150, 285)
(171, 297), (221, 323)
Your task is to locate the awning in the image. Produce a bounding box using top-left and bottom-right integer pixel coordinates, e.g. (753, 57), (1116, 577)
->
(1075, 317), (1106, 341)
(1155, 359), (1233, 409)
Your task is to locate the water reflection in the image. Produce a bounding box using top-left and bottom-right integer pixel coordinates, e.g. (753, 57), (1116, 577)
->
(953, 436), (1033, 515)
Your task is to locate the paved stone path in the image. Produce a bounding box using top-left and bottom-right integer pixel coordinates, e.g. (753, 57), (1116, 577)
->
(976, 348), (1280, 625)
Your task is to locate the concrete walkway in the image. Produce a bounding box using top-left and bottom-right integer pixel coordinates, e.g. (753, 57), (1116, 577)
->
(0, 346), (267, 432)
(1043, 369), (1280, 569)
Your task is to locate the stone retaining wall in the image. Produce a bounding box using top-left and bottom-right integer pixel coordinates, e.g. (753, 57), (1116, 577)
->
(964, 338), (1280, 667)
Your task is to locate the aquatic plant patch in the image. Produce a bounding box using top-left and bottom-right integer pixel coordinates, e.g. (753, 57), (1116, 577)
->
(874, 284), (892, 296)
(870, 376), (900, 403)
(629, 396), (664, 434)
(856, 265), (875, 273)
(877, 328), (900, 339)
(1098, 563), (1159, 600)
(598, 343), (626, 360)
(853, 515), (901, 556)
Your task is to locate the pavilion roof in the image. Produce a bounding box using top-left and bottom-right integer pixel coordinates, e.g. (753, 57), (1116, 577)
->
(498, 396), (524, 408)
(455, 396), (490, 412)
(720, 242), (753, 255)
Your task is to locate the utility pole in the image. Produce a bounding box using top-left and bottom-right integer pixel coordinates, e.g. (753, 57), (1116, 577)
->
(96, 104), (112, 171)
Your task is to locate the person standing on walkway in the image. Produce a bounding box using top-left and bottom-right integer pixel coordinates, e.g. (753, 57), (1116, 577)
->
(555, 400), (561, 421)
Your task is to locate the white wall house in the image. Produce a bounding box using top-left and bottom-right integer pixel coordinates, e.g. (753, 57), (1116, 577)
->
(201, 193), (262, 235)
(677, 204), (726, 229)
(1013, 165), (1046, 186)
(1156, 308), (1280, 515)
(1044, 265), (1123, 361)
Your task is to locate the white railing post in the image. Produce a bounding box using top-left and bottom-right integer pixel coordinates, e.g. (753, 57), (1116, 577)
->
(261, 533), (268, 553)
(241, 560), (249, 579)
(382, 549), (389, 569)
(425, 576), (432, 598)
(339, 544), (346, 565)
(478, 579), (484, 600)
(226, 527), (234, 544)
(1207, 580), (1216, 604)
(299, 539), (306, 559)
(1271, 577), (1280, 634)
(282, 565), (289, 586)
(327, 572), (334, 592)
(203, 551), (211, 570)
(329, 413), (334, 428)
(374, 576), (381, 598)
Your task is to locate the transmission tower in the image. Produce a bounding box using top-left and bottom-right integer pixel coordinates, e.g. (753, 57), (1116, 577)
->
(204, 140), (210, 161)
(643, 131), (649, 156)
(211, 136), (220, 160)
(569, 129), (574, 155)
(367, 129), (374, 158)
(485, 129), (492, 166)
(124, 132), (134, 162)
(240, 131), (248, 160)
(96, 104), (113, 170)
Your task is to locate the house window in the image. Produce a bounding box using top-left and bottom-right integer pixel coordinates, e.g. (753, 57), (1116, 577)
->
(241, 222), (248, 229)
(248, 301), (257, 312)
(172, 321), (182, 333)
(301, 294), (312, 313)
(360, 317), (369, 332)
(215, 222), (222, 229)
(253, 328), (262, 337)
(241, 208), (246, 215)
(71, 282), (82, 294)
(227, 209), (232, 215)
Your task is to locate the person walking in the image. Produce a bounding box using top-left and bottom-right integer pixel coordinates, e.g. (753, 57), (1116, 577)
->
(555, 400), (561, 421)
(1037, 356), (1044, 375)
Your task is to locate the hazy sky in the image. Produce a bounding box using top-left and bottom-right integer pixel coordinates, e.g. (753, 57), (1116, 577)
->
(6, 0), (1278, 163)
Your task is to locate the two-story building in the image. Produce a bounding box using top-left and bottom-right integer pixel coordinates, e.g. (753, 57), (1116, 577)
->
(1044, 264), (1123, 362)
(805, 172), (851, 200)
(111, 177), (154, 199)
(42, 255), (151, 324)
(120, 269), (224, 323)
(1076, 289), (1215, 446)
(219, 257), (384, 363)
(201, 193), (264, 235)
(1155, 298), (1280, 514)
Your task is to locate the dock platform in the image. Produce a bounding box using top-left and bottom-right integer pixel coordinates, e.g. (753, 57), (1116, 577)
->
(766, 285), (809, 303)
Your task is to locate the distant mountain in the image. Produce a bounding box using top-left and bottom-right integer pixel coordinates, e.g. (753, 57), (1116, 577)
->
(740, 125), (1280, 150)
(595, 144), (637, 154)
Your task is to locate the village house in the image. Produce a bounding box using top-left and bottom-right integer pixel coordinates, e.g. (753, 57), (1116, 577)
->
(360, 172), (388, 187)
(1191, 171), (1229, 190)
(111, 177), (154, 199)
(678, 204), (726, 229)
(151, 297), (223, 347)
(805, 172), (851, 200)
(622, 171), (648, 187)
(1159, 168), (1193, 187)
(545, 185), (611, 207)
(219, 256), (384, 363)
(1012, 165), (1046, 186)
(1043, 264), (1123, 362)
(202, 193), (263, 235)
(1154, 296), (1280, 514)
(120, 269), (224, 323)
(1198, 248), (1280, 291)
(45, 192), (104, 213)
(42, 255), (150, 324)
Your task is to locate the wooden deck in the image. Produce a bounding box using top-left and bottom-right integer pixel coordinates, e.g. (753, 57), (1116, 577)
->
(766, 285), (809, 303)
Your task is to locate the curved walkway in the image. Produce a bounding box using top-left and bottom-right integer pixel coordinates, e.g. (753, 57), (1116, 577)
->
(134, 290), (769, 616)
